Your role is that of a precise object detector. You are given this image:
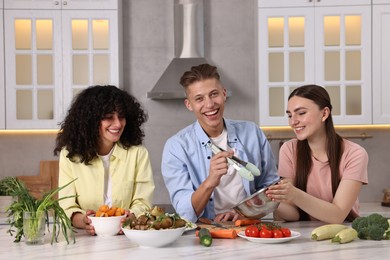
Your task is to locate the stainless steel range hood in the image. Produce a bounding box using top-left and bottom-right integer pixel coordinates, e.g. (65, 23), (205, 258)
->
(147, 0), (207, 99)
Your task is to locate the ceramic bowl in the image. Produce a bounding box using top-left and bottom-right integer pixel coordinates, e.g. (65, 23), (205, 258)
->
(233, 181), (280, 219)
(89, 215), (124, 236)
(121, 226), (186, 248)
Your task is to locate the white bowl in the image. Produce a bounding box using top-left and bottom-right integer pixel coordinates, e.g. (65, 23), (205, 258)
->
(89, 215), (124, 236)
(121, 226), (186, 248)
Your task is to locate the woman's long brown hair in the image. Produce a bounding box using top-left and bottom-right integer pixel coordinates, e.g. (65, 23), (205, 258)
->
(289, 85), (352, 221)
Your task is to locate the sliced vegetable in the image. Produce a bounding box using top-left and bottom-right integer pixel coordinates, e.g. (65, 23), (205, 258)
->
(198, 228), (212, 247)
(196, 229), (238, 239)
(234, 219), (261, 227)
(331, 228), (358, 244)
(311, 224), (348, 241)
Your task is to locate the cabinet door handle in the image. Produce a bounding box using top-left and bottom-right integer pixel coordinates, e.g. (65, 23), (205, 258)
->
(54, 0), (59, 5)
(63, 0), (68, 5)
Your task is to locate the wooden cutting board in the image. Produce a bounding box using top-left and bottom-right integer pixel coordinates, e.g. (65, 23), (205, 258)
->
(196, 221), (247, 232)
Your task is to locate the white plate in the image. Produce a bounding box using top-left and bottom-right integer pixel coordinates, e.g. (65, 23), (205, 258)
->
(238, 230), (301, 244)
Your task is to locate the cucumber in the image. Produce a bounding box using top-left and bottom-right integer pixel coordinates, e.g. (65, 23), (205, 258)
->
(199, 228), (212, 247)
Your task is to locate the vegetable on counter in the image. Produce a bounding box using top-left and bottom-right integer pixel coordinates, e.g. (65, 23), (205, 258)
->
(196, 229), (238, 239)
(311, 224), (348, 241)
(234, 219), (260, 227)
(352, 213), (390, 241)
(244, 222), (292, 238)
(331, 228), (358, 244)
(1, 176), (77, 244)
(198, 228), (213, 247)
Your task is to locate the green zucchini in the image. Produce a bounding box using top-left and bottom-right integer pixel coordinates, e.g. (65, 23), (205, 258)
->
(199, 228), (212, 247)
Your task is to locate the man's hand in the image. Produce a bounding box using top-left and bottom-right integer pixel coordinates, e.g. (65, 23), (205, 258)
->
(206, 150), (234, 188)
(214, 210), (242, 222)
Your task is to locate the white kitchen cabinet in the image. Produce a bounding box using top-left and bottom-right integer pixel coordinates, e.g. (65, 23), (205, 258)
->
(373, 1), (390, 124)
(4, 0), (118, 10)
(258, 0), (370, 8)
(3, 2), (121, 129)
(258, 1), (371, 126)
(0, 1), (5, 129)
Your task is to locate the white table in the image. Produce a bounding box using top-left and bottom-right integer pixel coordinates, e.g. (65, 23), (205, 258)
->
(0, 203), (389, 259)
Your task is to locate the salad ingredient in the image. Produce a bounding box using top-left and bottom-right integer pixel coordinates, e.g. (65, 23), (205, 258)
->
(196, 229), (237, 239)
(244, 222), (291, 238)
(122, 206), (188, 230)
(352, 213), (390, 240)
(245, 225), (259, 237)
(95, 205), (125, 217)
(3, 176), (76, 244)
(234, 219), (260, 227)
(311, 224), (347, 241)
(331, 228), (358, 244)
(199, 228), (212, 247)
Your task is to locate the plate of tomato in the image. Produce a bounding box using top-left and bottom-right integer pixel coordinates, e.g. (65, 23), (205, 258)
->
(238, 223), (300, 244)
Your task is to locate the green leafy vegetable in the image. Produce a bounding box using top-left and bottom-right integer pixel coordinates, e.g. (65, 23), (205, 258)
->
(352, 213), (390, 240)
(3, 176), (77, 244)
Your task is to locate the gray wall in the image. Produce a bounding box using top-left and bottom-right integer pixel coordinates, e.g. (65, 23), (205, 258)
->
(0, 0), (388, 205)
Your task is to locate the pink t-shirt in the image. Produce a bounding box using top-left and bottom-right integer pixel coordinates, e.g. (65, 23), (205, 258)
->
(278, 138), (368, 220)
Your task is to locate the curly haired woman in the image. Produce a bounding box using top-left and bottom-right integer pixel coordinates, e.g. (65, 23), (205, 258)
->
(54, 85), (155, 235)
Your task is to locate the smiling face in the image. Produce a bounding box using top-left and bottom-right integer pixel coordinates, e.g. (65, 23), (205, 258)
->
(286, 96), (330, 142)
(98, 112), (126, 155)
(184, 78), (227, 137)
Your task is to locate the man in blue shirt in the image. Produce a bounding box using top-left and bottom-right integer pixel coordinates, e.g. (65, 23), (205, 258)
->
(161, 63), (279, 223)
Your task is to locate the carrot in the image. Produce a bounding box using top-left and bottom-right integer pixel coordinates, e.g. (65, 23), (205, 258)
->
(106, 207), (117, 216)
(99, 204), (110, 212)
(234, 219), (260, 227)
(196, 229), (237, 239)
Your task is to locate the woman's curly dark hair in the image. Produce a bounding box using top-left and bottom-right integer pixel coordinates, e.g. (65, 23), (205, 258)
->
(53, 85), (148, 164)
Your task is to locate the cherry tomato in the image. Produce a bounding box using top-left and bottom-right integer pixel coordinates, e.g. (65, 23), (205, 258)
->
(259, 228), (272, 238)
(281, 227), (291, 237)
(272, 229), (283, 238)
(245, 225), (259, 238)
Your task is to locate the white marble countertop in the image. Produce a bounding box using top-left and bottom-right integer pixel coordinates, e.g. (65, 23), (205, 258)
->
(0, 202), (389, 259)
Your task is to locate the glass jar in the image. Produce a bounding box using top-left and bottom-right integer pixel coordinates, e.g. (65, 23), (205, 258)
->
(23, 211), (46, 245)
(382, 189), (390, 207)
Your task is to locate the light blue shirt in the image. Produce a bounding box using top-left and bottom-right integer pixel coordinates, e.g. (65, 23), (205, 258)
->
(161, 119), (279, 222)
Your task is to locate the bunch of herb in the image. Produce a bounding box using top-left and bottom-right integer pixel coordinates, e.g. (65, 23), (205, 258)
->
(3, 176), (77, 244)
(0, 176), (16, 196)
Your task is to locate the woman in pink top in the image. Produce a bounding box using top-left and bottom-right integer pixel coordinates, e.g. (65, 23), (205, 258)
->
(266, 85), (368, 223)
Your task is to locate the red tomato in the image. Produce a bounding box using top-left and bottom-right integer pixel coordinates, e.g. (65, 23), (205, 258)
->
(260, 224), (269, 230)
(272, 229), (283, 238)
(245, 226), (259, 238)
(259, 228), (272, 238)
(281, 227), (291, 237)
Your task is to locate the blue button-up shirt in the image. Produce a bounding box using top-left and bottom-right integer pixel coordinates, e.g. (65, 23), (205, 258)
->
(161, 119), (279, 222)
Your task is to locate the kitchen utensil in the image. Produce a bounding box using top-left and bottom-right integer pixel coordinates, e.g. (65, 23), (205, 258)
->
(208, 143), (257, 181)
(233, 180), (280, 219)
(198, 217), (228, 229)
(212, 143), (261, 176)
